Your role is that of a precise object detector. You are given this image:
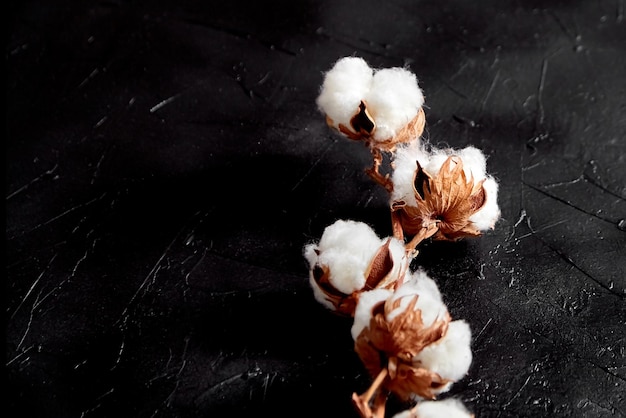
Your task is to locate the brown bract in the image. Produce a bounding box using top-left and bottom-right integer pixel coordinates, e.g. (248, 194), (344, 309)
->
(352, 295), (451, 418)
(325, 101), (426, 192)
(311, 239), (407, 317)
(391, 156), (487, 253)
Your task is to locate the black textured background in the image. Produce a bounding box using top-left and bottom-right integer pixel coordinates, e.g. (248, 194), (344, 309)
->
(6, 1), (626, 417)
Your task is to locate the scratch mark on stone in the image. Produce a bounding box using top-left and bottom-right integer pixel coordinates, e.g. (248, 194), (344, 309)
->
(117, 229), (181, 322)
(450, 62), (470, 80)
(536, 58), (548, 130)
(539, 176), (584, 189)
(17, 193), (107, 238)
(91, 151), (109, 185)
(549, 10), (579, 43)
(441, 80), (468, 100)
(199, 373), (244, 399)
(79, 388), (115, 417)
(35, 240), (97, 310)
(290, 138), (337, 192)
(78, 68), (100, 88)
(164, 337), (191, 407)
(182, 16), (297, 56)
(150, 94), (182, 113)
(16, 291), (43, 351)
(583, 173), (626, 201)
(507, 209), (527, 241)
(523, 181), (616, 224)
(6, 164), (59, 200)
(6, 344), (34, 367)
(314, 28), (400, 60)
(10, 253), (58, 320)
(503, 374), (532, 408)
(111, 340), (125, 370)
(184, 249), (207, 290)
(515, 219), (568, 241)
(532, 232), (624, 299)
(94, 116), (108, 129)
(582, 357), (626, 382)
(474, 317), (493, 342)
(480, 69), (500, 115)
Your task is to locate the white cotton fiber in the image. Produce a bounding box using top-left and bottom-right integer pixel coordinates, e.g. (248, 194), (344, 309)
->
(390, 141), (430, 204)
(404, 269), (443, 303)
(365, 68), (425, 141)
(414, 319), (473, 383)
(456, 146), (487, 178)
(410, 398), (474, 418)
(469, 176), (501, 230)
(316, 57), (373, 129)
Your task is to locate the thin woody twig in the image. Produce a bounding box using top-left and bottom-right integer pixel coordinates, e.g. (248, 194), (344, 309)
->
(352, 368), (389, 418)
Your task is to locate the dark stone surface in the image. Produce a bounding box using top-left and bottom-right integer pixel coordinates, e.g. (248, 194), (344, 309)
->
(7, 1), (626, 417)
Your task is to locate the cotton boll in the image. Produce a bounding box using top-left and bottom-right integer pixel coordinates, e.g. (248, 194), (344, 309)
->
(411, 398), (474, 418)
(304, 219), (382, 295)
(316, 57), (373, 129)
(414, 320), (473, 384)
(469, 176), (501, 230)
(366, 67), (425, 141)
(351, 288), (392, 340)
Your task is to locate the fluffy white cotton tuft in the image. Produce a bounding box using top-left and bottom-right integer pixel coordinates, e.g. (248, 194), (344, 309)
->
(365, 67), (425, 141)
(421, 145), (486, 179)
(304, 219), (382, 296)
(469, 175), (501, 230)
(404, 269), (443, 303)
(392, 398), (473, 418)
(316, 57), (373, 129)
(390, 141), (428, 205)
(414, 319), (473, 384)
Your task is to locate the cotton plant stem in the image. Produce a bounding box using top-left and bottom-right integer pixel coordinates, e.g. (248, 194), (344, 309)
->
(365, 148), (394, 192)
(404, 223), (439, 255)
(390, 211), (439, 255)
(352, 368), (389, 418)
